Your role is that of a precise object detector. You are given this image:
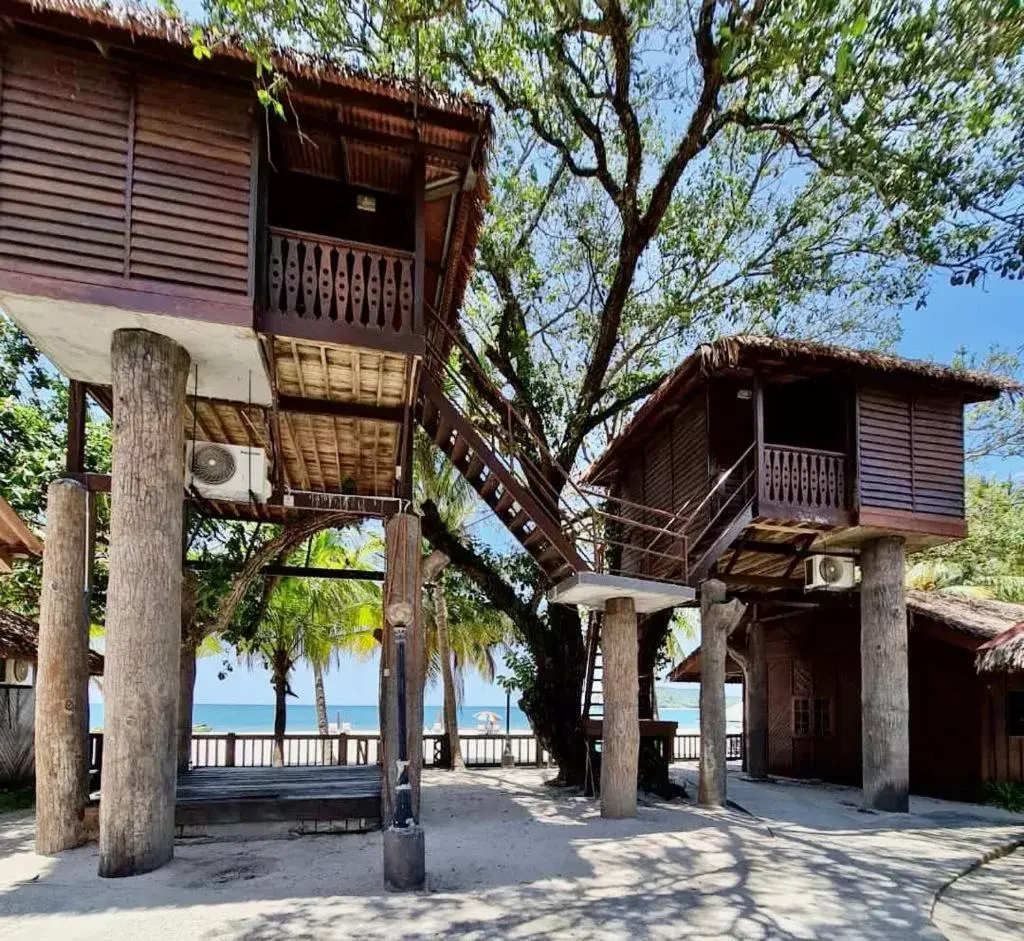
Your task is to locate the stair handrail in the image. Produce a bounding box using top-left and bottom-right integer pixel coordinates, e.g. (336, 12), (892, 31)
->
(422, 308), (690, 578)
(688, 493), (756, 579)
(658, 441), (756, 552)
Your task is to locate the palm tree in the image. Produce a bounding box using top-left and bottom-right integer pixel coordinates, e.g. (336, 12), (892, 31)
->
(415, 430), (509, 768)
(242, 548), (379, 766)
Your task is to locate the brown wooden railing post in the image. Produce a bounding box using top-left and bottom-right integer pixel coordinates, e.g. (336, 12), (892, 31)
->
(338, 733), (348, 766)
(753, 375), (765, 512)
(225, 732), (236, 768)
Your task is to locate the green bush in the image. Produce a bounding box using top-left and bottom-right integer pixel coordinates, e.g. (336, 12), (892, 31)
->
(0, 785), (34, 814)
(984, 781), (1024, 813)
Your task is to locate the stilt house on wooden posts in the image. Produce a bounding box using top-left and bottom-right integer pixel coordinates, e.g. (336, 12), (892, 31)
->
(0, 0), (699, 867)
(670, 592), (1024, 802)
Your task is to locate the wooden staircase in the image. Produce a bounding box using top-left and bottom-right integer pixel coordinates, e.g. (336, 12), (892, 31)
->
(582, 615), (603, 720)
(416, 372), (588, 584)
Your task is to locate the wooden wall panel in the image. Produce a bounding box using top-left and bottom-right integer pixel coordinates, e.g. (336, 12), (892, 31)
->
(0, 41), (130, 275)
(911, 396), (964, 518)
(130, 76), (253, 293)
(859, 386), (966, 518)
(858, 387), (913, 511)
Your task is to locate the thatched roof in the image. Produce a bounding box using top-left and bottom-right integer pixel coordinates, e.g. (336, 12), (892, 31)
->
(976, 622), (1024, 674)
(586, 334), (1019, 484)
(907, 590), (1024, 643)
(8, 0), (490, 122)
(0, 608), (104, 675)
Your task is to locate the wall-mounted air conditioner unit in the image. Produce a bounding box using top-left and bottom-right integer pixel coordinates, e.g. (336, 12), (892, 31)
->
(804, 555), (856, 591)
(0, 658), (33, 686)
(185, 442), (272, 503)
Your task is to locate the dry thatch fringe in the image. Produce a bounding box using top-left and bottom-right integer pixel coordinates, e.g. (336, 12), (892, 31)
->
(907, 590), (1024, 642)
(0, 607), (105, 674)
(976, 622), (1024, 674)
(21, 0), (492, 119)
(697, 335), (1020, 394)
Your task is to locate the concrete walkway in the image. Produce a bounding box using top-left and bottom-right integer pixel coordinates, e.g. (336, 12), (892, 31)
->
(932, 845), (1024, 941)
(0, 768), (1020, 940)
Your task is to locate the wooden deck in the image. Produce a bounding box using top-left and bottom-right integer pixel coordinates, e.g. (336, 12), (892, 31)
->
(174, 764), (382, 827)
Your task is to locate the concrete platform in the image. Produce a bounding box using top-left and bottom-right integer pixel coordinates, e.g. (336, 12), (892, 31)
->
(547, 571), (695, 613)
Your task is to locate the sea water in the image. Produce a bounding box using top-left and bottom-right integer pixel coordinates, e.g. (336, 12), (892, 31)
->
(88, 701), (704, 733)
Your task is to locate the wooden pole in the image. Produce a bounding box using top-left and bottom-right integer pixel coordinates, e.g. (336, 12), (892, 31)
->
(601, 596), (639, 819)
(746, 618), (768, 779)
(381, 513), (424, 824)
(99, 329), (189, 878)
(699, 579), (745, 807)
(177, 571), (199, 773)
(35, 478), (89, 855)
(860, 535), (909, 812)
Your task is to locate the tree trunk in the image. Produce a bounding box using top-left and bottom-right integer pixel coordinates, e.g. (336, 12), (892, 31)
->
(746, 618), (768, 780)
(35, 478), (89, 855)
(177, 572), (199, 774)
(699, 579), (745, 808)
(314, 662), (329, 735)
(434, 584), (465, 771)
(99, 329), (189, 878)
(861, 535), (909, 812)
(273, 655), (289, 768)
(601, 596), (639, 818)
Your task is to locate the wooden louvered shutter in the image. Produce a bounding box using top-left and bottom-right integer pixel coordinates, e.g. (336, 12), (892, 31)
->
(0, 40), (130, 275)
(911, 396), (964, 517)
(857, 387), (913, 511)
(129, 75), (252, 293)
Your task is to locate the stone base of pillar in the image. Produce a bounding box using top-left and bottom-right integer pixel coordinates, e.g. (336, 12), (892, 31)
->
(383, 824), (426, 891)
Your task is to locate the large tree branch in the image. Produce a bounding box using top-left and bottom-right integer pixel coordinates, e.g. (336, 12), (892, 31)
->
(420, 500), (548, 649)
(211, 512), (353, 636)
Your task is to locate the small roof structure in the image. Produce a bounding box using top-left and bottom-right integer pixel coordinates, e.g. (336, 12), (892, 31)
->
(667, 648), (744, 684)
(586, 334), (1019, 485)
(976, 622), (1024, 674)
(0, 495), (42, 573)
(0, 607), (104, 675)
(669, 591), (1024, 682)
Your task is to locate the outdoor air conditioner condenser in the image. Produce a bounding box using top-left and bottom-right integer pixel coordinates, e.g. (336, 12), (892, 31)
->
(0, 658), (33, 686)
(185, 441), (273, 504)
(803, 554), (857, 591)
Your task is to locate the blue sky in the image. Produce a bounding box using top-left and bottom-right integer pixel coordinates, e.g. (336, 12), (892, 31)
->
(189, 270), (1023, 708)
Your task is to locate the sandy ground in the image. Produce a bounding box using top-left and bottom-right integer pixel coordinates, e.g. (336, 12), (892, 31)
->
(932, 844), (1024, 941)
(0, 767), (1021, 940)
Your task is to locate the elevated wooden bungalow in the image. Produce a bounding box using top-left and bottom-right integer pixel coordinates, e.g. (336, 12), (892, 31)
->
(583, 335), (1013, 592)
(670, 592), (1024, 803)
(0, 0), (489, 518)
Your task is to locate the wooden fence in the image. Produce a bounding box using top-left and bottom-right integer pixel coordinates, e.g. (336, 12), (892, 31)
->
(0, 685), (35, 784)
(88, 731), (743, 775)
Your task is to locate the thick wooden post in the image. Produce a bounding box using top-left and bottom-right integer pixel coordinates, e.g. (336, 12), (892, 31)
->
(99, 329), (189, 878)
(699, 579), (745, 807)
(746, 619), (768, 779)
(861, 535), (909, 812)
(35, 478), (89, 855)
(601, 596), (639, 818)
(381, 513), (424, 824)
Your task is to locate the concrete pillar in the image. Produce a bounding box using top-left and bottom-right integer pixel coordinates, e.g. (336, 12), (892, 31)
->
(601, 596), (639, 819)
(35, 478), (90, 854)
(861, 535), (909, 812)
(382, 512), (425, 891)
(99, 329), (190, 877)
(699, 579), (745, 807)
(746, 619), (768, 780)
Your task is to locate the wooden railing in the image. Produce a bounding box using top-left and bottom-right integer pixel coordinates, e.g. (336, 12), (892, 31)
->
(675, 733), (744, 762)
(264, 227), (417, 344)
(760, 444), (846, 515)
(90, 731), (745, 772)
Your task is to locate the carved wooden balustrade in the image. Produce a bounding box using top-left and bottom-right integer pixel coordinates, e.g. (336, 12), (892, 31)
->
(760, 444), (847, 519)
(261, 227), (419, 350)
